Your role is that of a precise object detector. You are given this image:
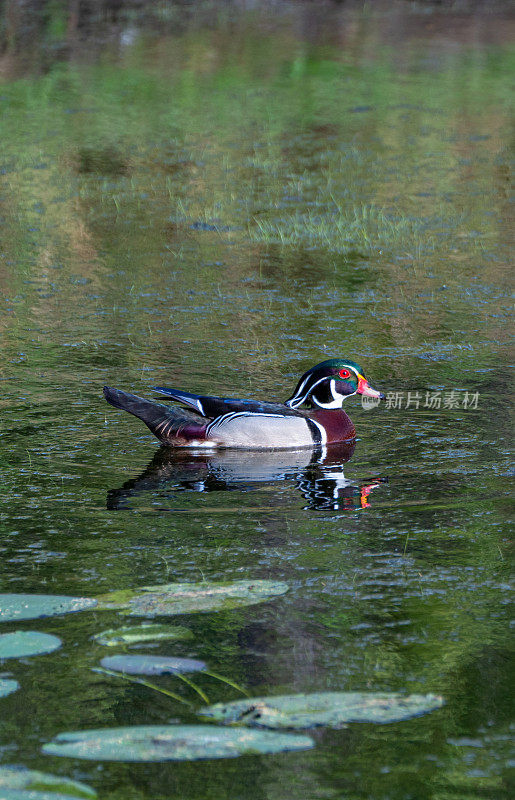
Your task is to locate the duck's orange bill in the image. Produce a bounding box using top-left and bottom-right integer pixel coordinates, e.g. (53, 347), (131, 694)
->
(357, 375), (384, 398)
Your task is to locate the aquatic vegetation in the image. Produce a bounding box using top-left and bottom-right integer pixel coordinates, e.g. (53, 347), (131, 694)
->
(95, 580), (289, 616)
(200, 691), (445, 729)
(100, 654), (206, 676)
(248, 203), (432, 256)
(93, 666), (196, 707)
(0, 631), (62, 659)
(0, 595), (97, 623)
(0, 766), (96, 798)
(0, 790), (88, 799)
(0, 678), (19, 698)
(42, 725), (314, 761)
(95, 657), (248, 705)
(92, 623), (193, 646)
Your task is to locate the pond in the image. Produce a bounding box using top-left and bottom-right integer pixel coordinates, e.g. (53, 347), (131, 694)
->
(0, 1), (512, 798)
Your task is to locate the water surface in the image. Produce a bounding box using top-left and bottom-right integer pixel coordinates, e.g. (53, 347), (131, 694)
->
(0, 2), (513, 799)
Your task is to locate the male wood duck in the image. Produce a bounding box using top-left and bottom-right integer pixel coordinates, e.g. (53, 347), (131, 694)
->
(103, 358), (383, 450)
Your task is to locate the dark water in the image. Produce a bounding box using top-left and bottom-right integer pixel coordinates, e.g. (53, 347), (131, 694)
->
(0, 2), (513, 798)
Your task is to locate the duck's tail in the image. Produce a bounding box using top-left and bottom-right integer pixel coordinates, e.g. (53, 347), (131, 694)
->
(103, 387), (208, 445)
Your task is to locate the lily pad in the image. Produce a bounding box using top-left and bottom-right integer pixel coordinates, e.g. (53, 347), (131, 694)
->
(0, 679), (19, 698)
(92, 623), (193, 646)
(0, 632), (62, 660)
(0, 595), (97, 623)
(199, 692), (445, 729)
(100, 655), (206, 675)
(41, 725), (313, 761)
(95, 580), (289, 617)
(0, 791), (87, 800)
(0, 766), (96, 798)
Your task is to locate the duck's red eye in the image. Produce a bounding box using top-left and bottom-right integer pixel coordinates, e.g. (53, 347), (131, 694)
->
(338, 369), (351, 379)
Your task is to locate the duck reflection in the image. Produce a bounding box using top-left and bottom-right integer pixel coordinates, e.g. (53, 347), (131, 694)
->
(107, 443), (383, 512)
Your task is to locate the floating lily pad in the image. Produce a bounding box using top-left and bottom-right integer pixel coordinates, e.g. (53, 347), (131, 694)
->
(100, 654), (206, 675)
(0, 632), (62, 660)
(0, 791), (87, 800)
(42, 725), (313, 761)
(0, 679), (19, 698)
(0, 595), (97, 623)
(199, 692), (445, 729)
(0, 765), (96, 798)
(92, 623), (193, 646)
(95, 580), (289, 617)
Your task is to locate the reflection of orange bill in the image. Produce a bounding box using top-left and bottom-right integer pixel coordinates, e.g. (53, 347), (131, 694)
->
(360, 482), (381, 509)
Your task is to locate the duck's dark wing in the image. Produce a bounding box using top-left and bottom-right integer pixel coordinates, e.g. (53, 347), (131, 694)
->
(104, 387), (207, 445)
(152, 387), (302, 418)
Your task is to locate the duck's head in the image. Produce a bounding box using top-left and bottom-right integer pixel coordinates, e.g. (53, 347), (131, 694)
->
(285, 358), (384, 410)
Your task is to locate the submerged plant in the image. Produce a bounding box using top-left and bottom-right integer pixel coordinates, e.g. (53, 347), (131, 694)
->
(93, 657), (249, 707)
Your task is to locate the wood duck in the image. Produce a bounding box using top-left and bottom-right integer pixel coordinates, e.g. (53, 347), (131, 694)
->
(103, 358), (383, 450)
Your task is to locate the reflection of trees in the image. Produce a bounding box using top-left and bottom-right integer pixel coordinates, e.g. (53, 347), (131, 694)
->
(1, 3), (511, 373)
(1, 3), (511, 353)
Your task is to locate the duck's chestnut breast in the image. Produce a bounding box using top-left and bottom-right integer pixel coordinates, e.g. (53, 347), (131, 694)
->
(309, 409), (356, 444)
